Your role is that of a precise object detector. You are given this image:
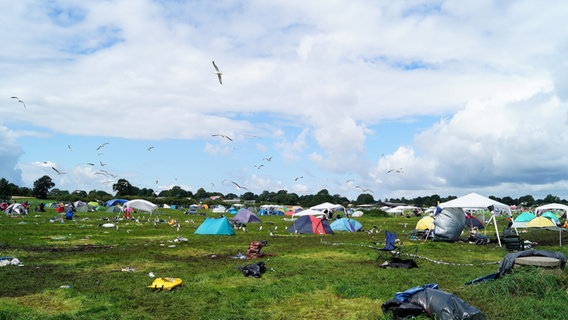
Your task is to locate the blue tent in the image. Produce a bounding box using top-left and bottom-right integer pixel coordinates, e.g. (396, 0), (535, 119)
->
(330, 218), (362, 232)
(106, 199), (128, 207)
(194, 217), (235, 235)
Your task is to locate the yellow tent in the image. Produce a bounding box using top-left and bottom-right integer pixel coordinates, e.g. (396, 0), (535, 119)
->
(416, 216), (434, 230)
(526, 216), (556, 228)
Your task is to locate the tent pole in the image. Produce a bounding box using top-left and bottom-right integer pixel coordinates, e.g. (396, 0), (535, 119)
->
(489, 214), (501, 247)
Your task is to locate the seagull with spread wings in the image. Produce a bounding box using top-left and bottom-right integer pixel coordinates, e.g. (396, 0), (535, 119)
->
(97, 142), (109, 150)
(231, 181), (248, 190)
(387, 168), (403, 174)
(294, 176), (303, 181)
(51, 167), (66, 175)
(212, 61), (223, 84)
(10, 96), (26, 108)
(212, 134), (233, 141)
(355, 185), (373, 194)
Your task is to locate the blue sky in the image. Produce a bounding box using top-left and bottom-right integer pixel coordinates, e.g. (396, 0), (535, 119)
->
(2, 0), (568, 201)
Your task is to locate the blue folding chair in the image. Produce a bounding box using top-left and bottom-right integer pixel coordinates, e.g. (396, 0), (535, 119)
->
(374, 230), (401, 262)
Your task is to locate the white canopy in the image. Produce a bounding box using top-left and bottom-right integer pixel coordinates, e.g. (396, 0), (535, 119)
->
(292, 209), (326, 218)
(534, 203), (568, 215)
(310, 202), (344, 211)
(124, 199), (158, 213)
(438, 192), (511, 216)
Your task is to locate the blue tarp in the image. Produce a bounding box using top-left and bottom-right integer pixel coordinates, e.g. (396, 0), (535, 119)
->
(106, 199), (128, 207)
(194, 217), (235, 235)
(330, 218), (362, 232)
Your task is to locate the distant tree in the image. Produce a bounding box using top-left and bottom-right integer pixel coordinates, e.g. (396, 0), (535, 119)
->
(49, 188), (70, 199)
(542, 194), (561, 204)
(33, 175), (55, 199)
(225, 192), (238, 199)
(356, 193), (375, 205)
(517, 195), (535, 207)
(194, 188), (208, 200)
(284, 192), (300, 205)
(241, 191), (256, 201)
(113, 179), (136, 196)
(87, 189), (112, 201)
(72, 190), (88, 199)
(0, 178), (18, 199)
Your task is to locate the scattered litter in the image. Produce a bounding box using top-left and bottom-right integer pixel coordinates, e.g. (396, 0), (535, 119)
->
(232, 252), (247, 260)
(0, 257), (23, 267)
(148, 277), (182, 291)
(60, 285), (71, 289)
(148, 272), (155, 278)
(174, 235), (188, 243)
(121, 267), (135, 272)
(237, 261), (267, 278)
(168, 245), (176, 248)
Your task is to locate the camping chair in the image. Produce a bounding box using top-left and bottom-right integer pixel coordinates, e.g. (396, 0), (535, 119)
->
(373, 230), (402, 262)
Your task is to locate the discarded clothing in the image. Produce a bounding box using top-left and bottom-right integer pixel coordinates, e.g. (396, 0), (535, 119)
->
(238, 261), (266, 278)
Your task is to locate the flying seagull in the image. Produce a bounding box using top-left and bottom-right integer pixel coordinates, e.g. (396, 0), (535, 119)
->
(387, 168), (403, 174)
(294, 176), (303, 181)
(10, 96), (26, 108)
(147, 146), (154, 151)
(254, 164), (264, 169)
(230, 181), (248, 190)
(262, 156), (272, 162)
(212, 134), (232, 141)
(355, 185), (373, 193)
(97, 142), (109, 150)
(100, 161), (107, 167)
(67, 145), (72, 151)
(51, 167), (66, 175)
(212, 61), (223, 84)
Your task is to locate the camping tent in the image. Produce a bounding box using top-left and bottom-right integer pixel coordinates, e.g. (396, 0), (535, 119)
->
(534, 203), (568, 216)
(541, 211), (560, 224)
(433, 208), (465, 242)
(438, 192), (511, 216)
(230, 209), (261, 224)
(416, 216), (434, 231)
(330, 218), (362, 232)
(512, 212), (536, 228)
(465, 215), (485, 229)
(287, 215), (333, 234)
(106, 199), (128, 207)
(526, 216), (556, 228)
(194, 217), (235, 235)
(292, 209), (326, 218)
(4, 203), (28, 215)
(124, 199), (158, 213)
(106, 206), (122, 213)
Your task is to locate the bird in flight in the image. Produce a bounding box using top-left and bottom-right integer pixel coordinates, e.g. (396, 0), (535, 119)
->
(212, 61), (223, 84)
(387, 168), (403, 174)
(355, 185), (373, 193)
(294, 176), (303, 181)
(67, 145), (72, 151)
(10, 96), (26, 108)
(100, 161), (107, 167)
(212, 134), (232, 141)
(262, 156), (272, 162)
(254, 164), (264, 169)
(51, 167), (66, 175)
(147, 146), (154, 151)
(231, 181), (248, 190)
(97, 142), (109, 150)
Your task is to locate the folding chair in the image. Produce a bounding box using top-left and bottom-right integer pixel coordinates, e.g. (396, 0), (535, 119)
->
(373, 230), (401, 262)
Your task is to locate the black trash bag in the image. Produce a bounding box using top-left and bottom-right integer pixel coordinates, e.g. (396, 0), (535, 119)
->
(408, 288), (486, 320)
(381, 299), (426, 319)
(237, 261), (266, 278)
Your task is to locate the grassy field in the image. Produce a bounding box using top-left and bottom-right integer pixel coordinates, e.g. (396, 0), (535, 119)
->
(1, 206), (567, 320)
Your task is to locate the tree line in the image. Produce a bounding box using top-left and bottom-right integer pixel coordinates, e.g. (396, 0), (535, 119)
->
(1, 176), (567, 209)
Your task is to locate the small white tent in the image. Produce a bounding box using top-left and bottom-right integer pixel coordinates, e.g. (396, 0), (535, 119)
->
(292, 209), (326, 218)
(124, 199), (158, 213)
(310, 202), (344, 211)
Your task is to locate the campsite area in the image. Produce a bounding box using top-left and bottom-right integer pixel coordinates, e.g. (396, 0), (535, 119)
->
(1, 204), (568, 319)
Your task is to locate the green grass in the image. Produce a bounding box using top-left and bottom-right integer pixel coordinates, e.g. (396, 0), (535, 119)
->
(1, 209), (567, 319)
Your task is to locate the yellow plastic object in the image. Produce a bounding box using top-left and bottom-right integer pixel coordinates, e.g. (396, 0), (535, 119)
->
(148, 277), (182, 291)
